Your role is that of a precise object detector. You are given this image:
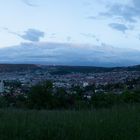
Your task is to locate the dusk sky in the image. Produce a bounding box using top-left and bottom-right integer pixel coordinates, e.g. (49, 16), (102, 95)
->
(0, 0), (140, 66)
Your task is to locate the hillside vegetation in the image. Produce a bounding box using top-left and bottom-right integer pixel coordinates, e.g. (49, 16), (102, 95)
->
(0, 64), (40, 72)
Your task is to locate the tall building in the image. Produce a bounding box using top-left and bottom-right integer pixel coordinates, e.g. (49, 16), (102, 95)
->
(0, 80), (4, 93)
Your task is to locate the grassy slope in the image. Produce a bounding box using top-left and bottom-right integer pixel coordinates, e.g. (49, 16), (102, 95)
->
(0, 105), (140, 140)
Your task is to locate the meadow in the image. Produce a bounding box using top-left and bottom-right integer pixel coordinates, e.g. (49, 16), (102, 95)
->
(0, 104), (140, 140)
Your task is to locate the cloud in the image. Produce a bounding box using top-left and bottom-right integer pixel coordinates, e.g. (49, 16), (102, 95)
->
(22, 0), (38, 7)
(2, 28), (44, 42)
(2, 27), (20, 36)
(133, 0), (140, 9)
(83, 1), (91, 7)
(100, 0), (140, 23)
(109, 23), (128, 33)
(86, 16), (98, 20)
(138, 34), (140, 40)
(80, 33), (96, 38)
(49, 33), (56, 39)
(20, 29), (45, 42)
(80, 33), (101, 43)
(66, 36), (72, 42)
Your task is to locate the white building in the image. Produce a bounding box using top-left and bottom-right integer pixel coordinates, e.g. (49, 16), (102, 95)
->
(83, 82), (89, 87)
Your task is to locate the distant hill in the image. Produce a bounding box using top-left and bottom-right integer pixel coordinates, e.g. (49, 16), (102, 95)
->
(127, 65), (140, 71)
(42, 65), (140, 75)
(0, 64), (40, 72)
(0, 64), (139, 73)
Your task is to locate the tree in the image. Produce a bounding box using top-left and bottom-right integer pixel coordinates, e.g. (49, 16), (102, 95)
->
(27, 81), (53, 109)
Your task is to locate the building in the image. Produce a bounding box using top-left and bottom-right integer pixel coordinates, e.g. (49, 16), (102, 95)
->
(0, 80), (4, 93)
(83, 82), (89, 87)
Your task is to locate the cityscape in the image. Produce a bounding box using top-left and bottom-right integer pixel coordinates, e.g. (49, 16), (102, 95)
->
(0, 64), (139, 99)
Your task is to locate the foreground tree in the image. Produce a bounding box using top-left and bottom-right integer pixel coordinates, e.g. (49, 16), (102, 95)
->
(27, 81), (53, 109)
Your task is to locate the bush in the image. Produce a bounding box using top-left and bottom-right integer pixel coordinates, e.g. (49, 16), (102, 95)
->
(121, 91), (140, 103)
(0, 96), (8, 108)
(91, 93), (121, 108)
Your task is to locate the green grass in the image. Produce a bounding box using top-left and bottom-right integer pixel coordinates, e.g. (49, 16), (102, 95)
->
(0, 105), (140, 140)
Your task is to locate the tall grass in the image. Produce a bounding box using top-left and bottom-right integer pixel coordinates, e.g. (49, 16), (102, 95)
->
(0, 105), (140, 140)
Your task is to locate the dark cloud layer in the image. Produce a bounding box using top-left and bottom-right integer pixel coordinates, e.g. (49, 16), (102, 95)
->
(0, 42), (139, 67)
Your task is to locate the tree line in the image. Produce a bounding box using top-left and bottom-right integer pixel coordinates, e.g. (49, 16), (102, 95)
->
(0, 80), (140, 109)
